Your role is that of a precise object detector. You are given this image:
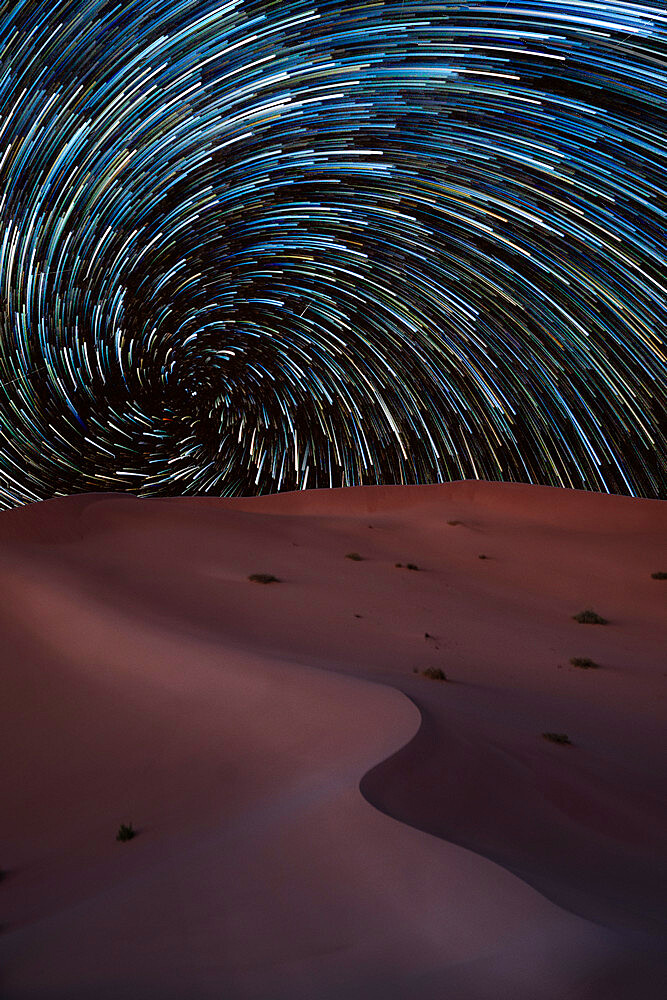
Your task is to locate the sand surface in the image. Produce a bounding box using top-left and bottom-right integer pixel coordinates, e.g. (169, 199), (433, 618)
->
(1, 481), (665, 998)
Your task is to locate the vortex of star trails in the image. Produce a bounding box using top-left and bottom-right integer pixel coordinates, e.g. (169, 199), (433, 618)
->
(0, 0), (665, 506)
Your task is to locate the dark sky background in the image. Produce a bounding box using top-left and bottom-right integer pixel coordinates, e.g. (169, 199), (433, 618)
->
(0, 0), (666, 507)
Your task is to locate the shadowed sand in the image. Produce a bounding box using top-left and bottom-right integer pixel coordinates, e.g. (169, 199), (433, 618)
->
(0, 482), (665, 998)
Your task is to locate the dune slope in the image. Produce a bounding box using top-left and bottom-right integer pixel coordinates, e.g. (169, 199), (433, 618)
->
(0, 482), (665, 998)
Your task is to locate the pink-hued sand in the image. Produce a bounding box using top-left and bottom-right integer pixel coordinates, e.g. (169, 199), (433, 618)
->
(1, 481), (665, 999)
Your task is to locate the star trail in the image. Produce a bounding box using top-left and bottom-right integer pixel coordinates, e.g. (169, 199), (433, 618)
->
(0, 0), (665, 506)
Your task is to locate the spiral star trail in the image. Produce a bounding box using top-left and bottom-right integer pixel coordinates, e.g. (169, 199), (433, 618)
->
(0, 0), (665, 506)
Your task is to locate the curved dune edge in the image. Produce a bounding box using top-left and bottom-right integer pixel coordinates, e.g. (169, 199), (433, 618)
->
(358, 682), (667, 936)
(1, 482), (666, 997)
(355, 688), (667, 997)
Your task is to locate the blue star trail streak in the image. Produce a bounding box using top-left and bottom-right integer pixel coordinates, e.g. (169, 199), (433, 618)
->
(0, 0), (665, 506)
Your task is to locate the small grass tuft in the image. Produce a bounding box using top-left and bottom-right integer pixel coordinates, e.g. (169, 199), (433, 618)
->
(116, 823), (136, 842)
(406, 563), (419, 571)
(345, 552), (363, 561)
(248, 573), (280, 584)
(542, 732), (572, 745)
(651, 571), (667, 580)
(572, 609), (607, 624)
(570, 657), (599, 669)
(478, 554), (488, 560)
(421, 667), (447, 682)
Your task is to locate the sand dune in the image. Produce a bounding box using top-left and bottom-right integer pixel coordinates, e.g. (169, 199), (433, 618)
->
(1, 482), (665, 998)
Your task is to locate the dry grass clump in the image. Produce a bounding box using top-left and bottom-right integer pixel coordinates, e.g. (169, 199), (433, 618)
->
(116, 823), (136, 842)
(248, 573), (280, 584)
(572, 609), (607, 625)
(542, 732), (572, 746)
(651, 571), (667, 580)
(421, 667), (447, 682)
(542, 733), (572, 747)
(570, 657), (599, 669)
(345, 552), (364, 561)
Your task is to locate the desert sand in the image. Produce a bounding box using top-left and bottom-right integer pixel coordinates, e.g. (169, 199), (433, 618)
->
(1, 481), (665, 998)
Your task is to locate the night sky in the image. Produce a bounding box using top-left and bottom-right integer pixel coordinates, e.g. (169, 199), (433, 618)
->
(0, 0), (666, 507)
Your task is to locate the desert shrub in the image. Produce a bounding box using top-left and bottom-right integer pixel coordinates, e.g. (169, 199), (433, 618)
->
(651, 571), (667, 580)
(345, 552), (363, 561)
(572, 609), (607, 624)
(478, 554), (488, 560)
(406, 563), (419, 571)
(116, 823), (136, 842)
(570, 657), (599, 669)
(542, 732), (572, 745)
(248, 573), (280, 584)
(421, 667), (447, 681)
